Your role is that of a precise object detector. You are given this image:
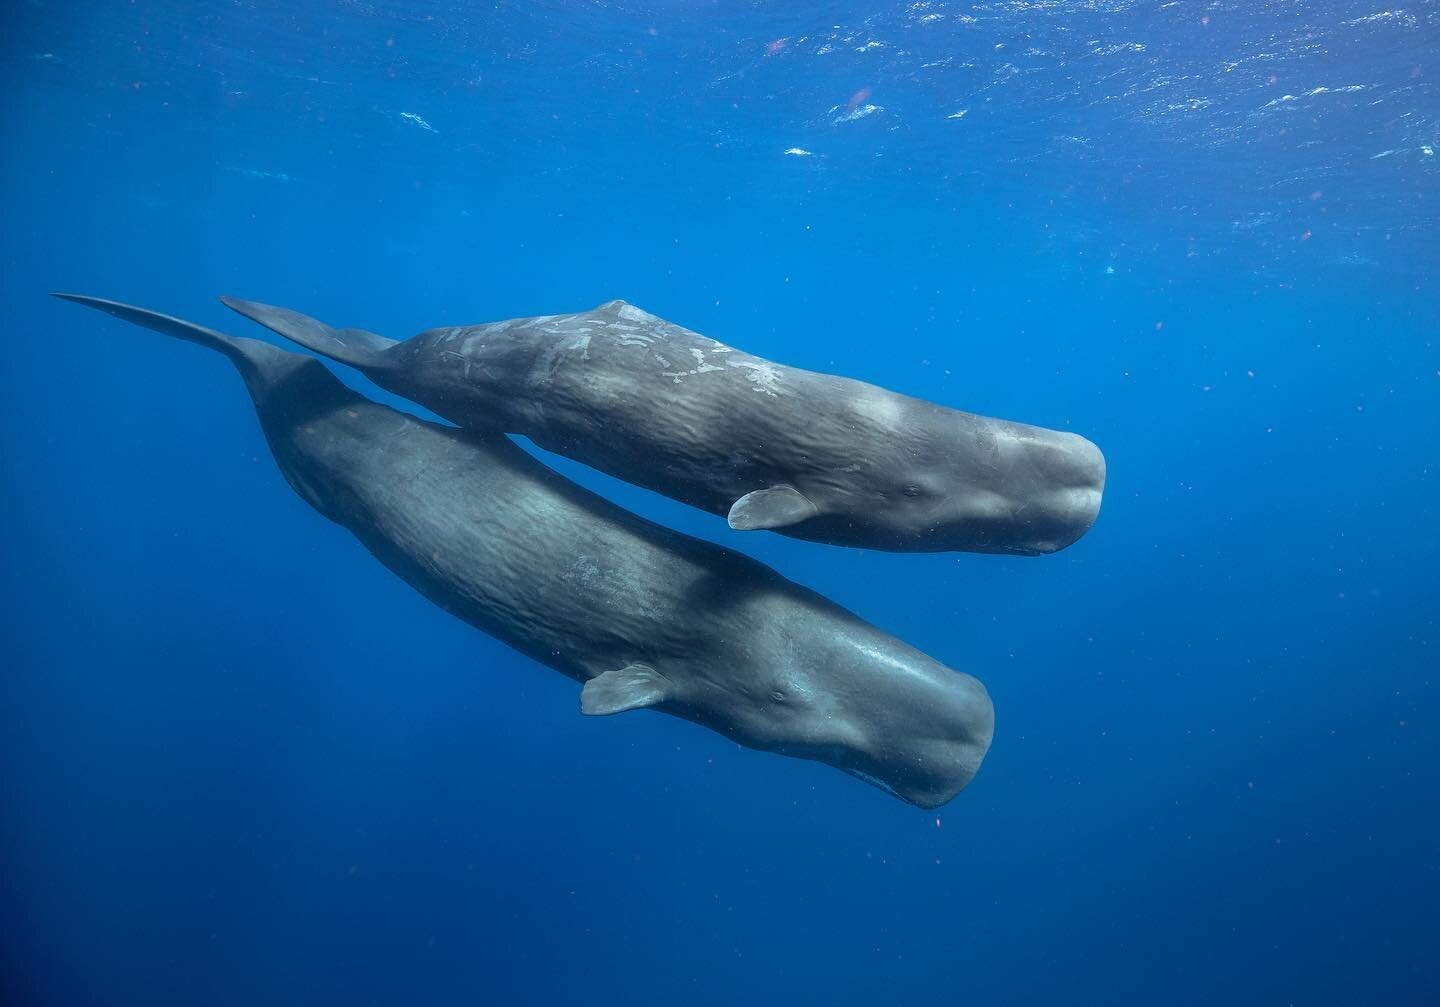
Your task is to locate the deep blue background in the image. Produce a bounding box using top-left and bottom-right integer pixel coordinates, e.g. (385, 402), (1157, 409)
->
(3, 2), (1437, 1004)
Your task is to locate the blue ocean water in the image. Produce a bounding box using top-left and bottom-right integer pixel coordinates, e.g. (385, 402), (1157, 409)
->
(2, 1), (1437, 1003)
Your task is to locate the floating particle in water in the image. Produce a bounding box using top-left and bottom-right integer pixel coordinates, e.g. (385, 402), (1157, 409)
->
(400, 111), (437, 133)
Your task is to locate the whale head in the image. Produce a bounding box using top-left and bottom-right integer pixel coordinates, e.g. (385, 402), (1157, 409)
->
(580, 609), (994, 808)
(755, 623), (996, 808)
(622, 608), (995, 808)
(884, 417), (1107, 555)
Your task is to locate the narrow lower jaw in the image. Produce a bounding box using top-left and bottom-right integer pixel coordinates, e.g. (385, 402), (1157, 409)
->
(841, 765), (925, 806)
(842, 765), (895, 793)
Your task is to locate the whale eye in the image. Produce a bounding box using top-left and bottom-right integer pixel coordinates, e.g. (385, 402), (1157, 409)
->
(902, 483), (922, 498)
(769, 690), (786, 703)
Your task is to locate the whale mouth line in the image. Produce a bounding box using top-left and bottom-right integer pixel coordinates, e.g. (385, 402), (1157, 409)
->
(841, 766), (906, 802)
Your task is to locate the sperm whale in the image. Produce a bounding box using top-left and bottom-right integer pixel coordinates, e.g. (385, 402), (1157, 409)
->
(55, 293), (996, 808)
(221, 296), (1106, 555)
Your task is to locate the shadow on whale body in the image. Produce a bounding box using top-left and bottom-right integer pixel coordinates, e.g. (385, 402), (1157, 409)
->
(54, 293), (995, 808)
(220, 296), (1105, 556)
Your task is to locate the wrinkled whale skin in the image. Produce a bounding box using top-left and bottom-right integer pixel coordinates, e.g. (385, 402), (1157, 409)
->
(56, 294), (995, 808)
(223, 297), (1105, 555)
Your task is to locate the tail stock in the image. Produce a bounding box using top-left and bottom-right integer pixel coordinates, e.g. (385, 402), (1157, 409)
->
(220, 296), (396, 371)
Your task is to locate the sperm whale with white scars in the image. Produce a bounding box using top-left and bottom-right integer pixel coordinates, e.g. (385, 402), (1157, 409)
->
(55, 293), (995, 808)
(221, 296), (1105, 555)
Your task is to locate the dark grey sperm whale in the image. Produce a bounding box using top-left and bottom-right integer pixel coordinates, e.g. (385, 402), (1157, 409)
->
(220, 297), (1105, 555)
(55, 293), (995, 808)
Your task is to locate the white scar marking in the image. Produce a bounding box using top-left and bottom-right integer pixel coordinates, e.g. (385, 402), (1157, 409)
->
(731, 359), (782, 396)
(610, 321), (657, 348)
(662, 363), (725, 383)
(662, 346), (725, 383)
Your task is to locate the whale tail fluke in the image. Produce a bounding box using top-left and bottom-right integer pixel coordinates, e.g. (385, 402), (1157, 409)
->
(51, 292), (347, 414)
(51, 293), (299, 392)
(53, 292), (256, 366)
(220, 296), (396, 372)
